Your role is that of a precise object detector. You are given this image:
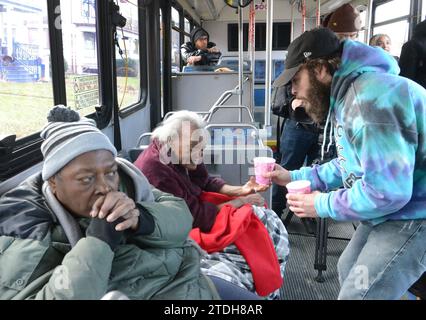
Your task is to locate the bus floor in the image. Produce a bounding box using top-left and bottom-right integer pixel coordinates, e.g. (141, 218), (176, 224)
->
(280, 211), (354, 300)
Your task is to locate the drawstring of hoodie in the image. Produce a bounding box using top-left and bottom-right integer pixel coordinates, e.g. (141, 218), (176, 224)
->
(321, 108), (334, 161)
(327, 116), (334, 153)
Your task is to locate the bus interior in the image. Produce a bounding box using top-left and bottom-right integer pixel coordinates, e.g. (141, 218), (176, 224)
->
(0, 0), (425, 300)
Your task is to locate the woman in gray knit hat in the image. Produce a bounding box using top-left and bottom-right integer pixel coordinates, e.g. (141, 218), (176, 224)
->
(0, 105), (259, 300)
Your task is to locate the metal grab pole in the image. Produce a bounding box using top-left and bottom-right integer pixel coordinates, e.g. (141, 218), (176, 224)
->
(249, 1), (256, 118)
(290, 2), (294, 42)
(264, 0), (273, 128)
(316, 0), (321, 27)
(366, 0), (373, 44)
(238, 6), (244, 122)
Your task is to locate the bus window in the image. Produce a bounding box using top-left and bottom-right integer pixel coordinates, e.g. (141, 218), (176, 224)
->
(374, 0), (410, 24)
(422, 0), (426, 20)
(372, 0), (410, 58)
(115, 0), (141, 109)
(0, 1), (54, 139)
(184, 17), (190, 47)
(373, 20), (409, 57)
(171, 7), (180, 72)
(61, 0), (99, 117)
(357, 7), (367, 44)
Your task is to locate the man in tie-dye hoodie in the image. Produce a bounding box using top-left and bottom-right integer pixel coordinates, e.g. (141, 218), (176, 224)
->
(269, 28), (426, 299)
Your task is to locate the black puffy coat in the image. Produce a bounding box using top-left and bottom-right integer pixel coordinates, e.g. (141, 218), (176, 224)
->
(399, 20), (426, 88)
(180, 27), (220, 66)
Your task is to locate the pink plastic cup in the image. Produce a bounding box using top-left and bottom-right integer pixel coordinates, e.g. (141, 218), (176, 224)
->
(286, 180), (311, 194)
(253, 157), (276, 185)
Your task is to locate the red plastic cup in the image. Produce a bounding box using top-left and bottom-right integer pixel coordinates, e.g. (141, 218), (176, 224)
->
(286, 180), (311, 194)
(253, 157), (276, 185)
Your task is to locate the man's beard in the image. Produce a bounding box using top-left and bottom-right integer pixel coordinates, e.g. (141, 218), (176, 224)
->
(302, 72), (331, 125)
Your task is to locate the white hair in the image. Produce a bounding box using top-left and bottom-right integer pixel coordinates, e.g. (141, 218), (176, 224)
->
(152, 110), (206, 144)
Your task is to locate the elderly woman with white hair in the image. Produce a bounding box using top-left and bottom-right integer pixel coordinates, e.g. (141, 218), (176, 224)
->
(134, 111), (289, 300)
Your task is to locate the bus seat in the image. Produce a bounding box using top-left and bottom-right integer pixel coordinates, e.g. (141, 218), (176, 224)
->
(164, 111), (210, 121)
(127, 148), (146, 163)
(182, 65), (216, 72)
(203, 123), (273, 207)
(125, 132), (152, 163)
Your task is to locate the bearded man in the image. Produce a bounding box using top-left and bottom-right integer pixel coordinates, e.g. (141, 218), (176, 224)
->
(268, 28), (426, 300)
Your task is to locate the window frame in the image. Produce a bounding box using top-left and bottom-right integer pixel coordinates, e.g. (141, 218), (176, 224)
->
(372, 0), (421, 40)
(0, 0), (148, 181)
(0, 0), (66, 181)
(118, 0), (148, 118)
(227, 22), (292, 52)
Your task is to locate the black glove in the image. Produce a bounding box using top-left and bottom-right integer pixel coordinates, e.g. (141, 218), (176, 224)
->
(86, 217), (125, 251)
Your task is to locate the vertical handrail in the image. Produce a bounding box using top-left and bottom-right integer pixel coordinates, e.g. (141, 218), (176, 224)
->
(366, 0), (374, 44)
(249, 1), (256, 119)
(290, 2), (295, 42)
(316, 0), (321, 27)
(264, 0), (273, 128)
(238, 6), (244, 121)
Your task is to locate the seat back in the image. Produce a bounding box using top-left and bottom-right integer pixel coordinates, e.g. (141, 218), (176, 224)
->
(204, 123), (273, 207)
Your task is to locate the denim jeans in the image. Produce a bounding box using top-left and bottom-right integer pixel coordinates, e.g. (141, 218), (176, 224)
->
(272, 119), (320, 216)
(337, 219), (426, 300)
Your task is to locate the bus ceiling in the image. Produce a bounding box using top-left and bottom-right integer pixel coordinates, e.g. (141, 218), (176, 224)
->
(177, 1), (370, 22)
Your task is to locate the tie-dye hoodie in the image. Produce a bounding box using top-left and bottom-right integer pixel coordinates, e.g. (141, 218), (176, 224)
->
(290, 40), (426, 224)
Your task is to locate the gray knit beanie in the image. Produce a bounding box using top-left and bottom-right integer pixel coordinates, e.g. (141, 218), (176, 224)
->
(41, 105), (117, 181)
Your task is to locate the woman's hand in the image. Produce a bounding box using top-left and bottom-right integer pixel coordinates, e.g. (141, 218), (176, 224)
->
(240, 176), (269, 195)
(286, 191), (321, 218)
(240, 193), (266, 207)
(217, 193), (265, 209)
(90, 191), (140, 231)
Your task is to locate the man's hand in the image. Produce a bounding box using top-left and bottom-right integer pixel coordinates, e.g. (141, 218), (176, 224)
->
(187, 56), (202, 65)
(286, 191), (321, 218)
(264, 164), (291, 186)
(207, 46), (219, 53)
(240, 176), (269, 195)
(90, 191), (140, 231)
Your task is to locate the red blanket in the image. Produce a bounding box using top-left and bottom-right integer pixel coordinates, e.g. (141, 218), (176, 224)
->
(189, 192), (283, 296)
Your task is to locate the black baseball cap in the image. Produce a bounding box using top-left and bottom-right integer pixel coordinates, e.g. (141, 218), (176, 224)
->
(274, 28), (341, 87)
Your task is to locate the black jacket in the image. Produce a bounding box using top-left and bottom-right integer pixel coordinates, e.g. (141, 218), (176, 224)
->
(0, 173), (54, 241)
(180, 41), (219, 66)
(181, 27), (220, 66)
(399, 20), (426, 88)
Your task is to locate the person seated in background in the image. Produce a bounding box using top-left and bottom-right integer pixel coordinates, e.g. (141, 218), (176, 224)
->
(134, 111), (289, 300)
(0, 106), (261, 300)
(369, 34), (399, 61)
(369, 34), (392, 52)
(399, 20), (426, 88)
(323, 3), (362, 40)
(181, 27), (221, 66)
